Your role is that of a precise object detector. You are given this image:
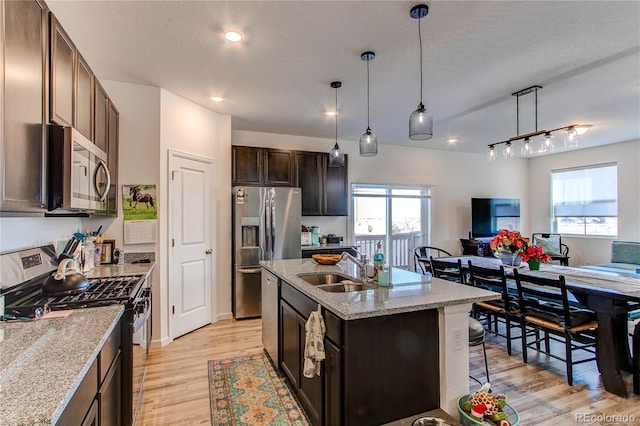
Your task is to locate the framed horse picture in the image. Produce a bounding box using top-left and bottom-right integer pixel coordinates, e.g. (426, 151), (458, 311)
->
(122, 184), (158, 221)
(100, 240), (115, 264)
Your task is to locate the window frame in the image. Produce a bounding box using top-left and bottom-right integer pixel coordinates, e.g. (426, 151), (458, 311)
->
(550, 163), (618, 237)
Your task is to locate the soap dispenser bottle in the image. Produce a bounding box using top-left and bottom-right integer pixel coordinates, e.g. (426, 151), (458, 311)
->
(373, 242), (384, 280)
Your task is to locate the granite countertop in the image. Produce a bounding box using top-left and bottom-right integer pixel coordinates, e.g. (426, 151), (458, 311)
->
(0, 305), (124, 425)
(301, 243), (357, 251)
(261, 259), (500, 320)
(85, 261), (155, 279)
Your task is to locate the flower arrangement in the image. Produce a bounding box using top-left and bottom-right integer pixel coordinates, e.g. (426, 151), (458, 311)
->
(519, 245), (551, 263)
(489, 229), (528, 255)
(520, 245), (551, 270)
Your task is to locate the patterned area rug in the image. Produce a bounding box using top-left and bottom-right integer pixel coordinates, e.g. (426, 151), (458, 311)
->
(208, 353), (310, 426)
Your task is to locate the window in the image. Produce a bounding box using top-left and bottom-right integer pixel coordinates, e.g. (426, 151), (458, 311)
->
(351, 184), (431, 270)
(551, 163), (617, 236)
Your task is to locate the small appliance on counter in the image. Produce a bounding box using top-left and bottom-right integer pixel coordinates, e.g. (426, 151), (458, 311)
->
(325, 234), (343, 244)
(309, 226), (320, 245)
(301, 224), (311, 246)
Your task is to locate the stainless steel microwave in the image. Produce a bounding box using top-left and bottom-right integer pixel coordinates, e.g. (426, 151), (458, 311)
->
(48, 125), (111, 212)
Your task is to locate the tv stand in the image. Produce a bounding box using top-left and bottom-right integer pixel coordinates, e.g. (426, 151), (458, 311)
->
(460, 237), (494, 257)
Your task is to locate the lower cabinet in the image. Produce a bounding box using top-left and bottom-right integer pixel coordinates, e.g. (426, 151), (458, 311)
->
(279, 280), (440, 426)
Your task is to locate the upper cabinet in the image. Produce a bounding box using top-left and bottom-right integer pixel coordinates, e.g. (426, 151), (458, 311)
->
(0, 0), (49, 213)
(94, 81), (108, 153)
(232, 146), (295, 187)
(49, 14), (74, 127)
(75, 53), (94, 141)
(295, 152), (348, 216)
(1, 2), (119, 215)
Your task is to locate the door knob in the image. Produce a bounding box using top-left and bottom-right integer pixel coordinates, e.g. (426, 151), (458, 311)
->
(205, 249), (213, 254)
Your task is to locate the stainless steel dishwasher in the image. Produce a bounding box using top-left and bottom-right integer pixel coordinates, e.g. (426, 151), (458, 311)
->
(261, 269), (280, 366)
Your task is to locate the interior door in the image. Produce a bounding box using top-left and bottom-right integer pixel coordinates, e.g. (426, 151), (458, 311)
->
(169, 151), (214, 339)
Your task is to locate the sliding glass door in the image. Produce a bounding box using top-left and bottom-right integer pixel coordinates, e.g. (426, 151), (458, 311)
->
(351, 184), (431, 270)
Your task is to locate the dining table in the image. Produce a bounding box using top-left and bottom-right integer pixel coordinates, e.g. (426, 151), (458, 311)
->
(429, 255), (640, 398)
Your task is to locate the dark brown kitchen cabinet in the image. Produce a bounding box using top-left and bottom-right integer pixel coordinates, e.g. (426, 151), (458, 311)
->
(323, 154), (348, 216)
(56, 316), (123, 426)
(280, 299), (322, 426)
(295, 152), (348, 216)
(0, 0), (49, 213)
(94, 80), (109, 154)
(232, 146), (295, 186)
(75, 53), (94, 141)
(295, 152), (323, 215)
(50, 13), (75, 127)
(105, 100), (119, 217)
(264, 148), (294, 186)
(232, 145), (263, 185)
(278, 280), (440, 425)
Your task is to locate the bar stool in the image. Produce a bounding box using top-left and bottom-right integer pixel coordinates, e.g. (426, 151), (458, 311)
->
(633, 320), (639, 395)
(469, 316), (490, 385)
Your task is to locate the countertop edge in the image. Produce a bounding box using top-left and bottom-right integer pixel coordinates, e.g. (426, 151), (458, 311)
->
(261, 259), (500, 320)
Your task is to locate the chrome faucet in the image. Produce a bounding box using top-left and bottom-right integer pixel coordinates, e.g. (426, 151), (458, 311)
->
(340, 251), (368, 281)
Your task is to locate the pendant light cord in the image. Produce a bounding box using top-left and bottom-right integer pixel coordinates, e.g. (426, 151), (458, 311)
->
(418, 15), (424, 105)
(335, 85), (338, 145)
(366, 59), (371, 129)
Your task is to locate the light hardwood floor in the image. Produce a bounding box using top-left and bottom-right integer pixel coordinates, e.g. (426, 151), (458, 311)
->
(137, 318), (640, 425)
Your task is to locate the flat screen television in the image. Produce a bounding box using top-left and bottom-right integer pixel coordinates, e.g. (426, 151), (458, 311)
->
(471, 198), (521, 238)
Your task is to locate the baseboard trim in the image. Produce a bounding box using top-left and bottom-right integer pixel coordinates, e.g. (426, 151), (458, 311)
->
(215, 312), (233, 321)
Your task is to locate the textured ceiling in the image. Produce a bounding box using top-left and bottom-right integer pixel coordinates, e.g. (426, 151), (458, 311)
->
(47, 1), (640, 155)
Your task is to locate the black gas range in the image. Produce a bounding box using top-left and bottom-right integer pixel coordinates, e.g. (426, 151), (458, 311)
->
(1, 244), (152, 426)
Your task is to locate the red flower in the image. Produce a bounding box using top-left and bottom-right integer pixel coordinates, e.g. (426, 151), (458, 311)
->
(519, 245), (552, 263)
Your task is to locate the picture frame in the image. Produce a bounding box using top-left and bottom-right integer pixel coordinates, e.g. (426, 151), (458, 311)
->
(100, 240), (115, 264)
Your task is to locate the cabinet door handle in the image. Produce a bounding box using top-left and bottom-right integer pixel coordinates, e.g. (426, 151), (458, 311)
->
(205, 249), (212, 255)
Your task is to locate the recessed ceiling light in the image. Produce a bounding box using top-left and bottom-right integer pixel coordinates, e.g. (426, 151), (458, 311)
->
(448, 138), (458, 143)
(224, 31), (243, 42)
(211, 96), (224, 103)
(325, 111), (337, 117)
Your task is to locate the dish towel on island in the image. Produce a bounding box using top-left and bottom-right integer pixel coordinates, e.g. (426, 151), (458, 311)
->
(303, 309), (326, 378)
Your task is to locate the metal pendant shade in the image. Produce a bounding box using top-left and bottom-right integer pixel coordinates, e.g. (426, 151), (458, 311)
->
(409, 4), (433, 141)
(328, 81), (345, 167)
(359, 51), (378, 157)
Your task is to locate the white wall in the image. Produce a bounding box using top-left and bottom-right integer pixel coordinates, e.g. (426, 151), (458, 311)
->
(528, 139), (640, 266)
(232, 130), (529, 256)
(159, 89), (232, 346)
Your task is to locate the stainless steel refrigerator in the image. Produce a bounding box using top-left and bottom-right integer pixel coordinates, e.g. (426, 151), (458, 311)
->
(232, 186), (301, 319)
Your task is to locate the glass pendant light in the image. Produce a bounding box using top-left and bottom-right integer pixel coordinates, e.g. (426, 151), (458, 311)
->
(488, 145), (497, 161)
(409, 4), (433, 140)
(328, 81), (345, 167)
(565, 126), (579, 149)
(521, 138), (532, 156)
(359, 51), (378, 157)
(503, 141), (514, 158)
(542, 132), (555, 151)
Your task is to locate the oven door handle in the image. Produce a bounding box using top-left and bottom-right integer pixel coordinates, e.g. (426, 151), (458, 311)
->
(133, 301), (151, 333)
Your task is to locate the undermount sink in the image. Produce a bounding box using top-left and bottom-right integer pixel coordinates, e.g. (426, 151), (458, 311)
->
(297, 273), (358, 286)
(297, 273), (370, 292)
(317, 283), (367, 293)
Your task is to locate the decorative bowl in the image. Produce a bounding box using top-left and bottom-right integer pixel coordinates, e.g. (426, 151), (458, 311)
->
(457, 394), (520, 426)
(312, 254), (341, 265)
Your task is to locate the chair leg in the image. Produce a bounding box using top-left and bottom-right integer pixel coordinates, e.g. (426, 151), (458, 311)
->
(505, 317), (512, 356)
(482, 340), (490, 384)
(633, 322), (639, 395)
(521, 320), (528, 363)
(545, 331), (550, 353)
(565, 332), (573, 386)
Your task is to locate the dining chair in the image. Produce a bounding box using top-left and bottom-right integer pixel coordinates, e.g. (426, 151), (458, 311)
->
(632, 319), (640, 395)
(467, 262), (521, 356)
(430, 257), (465, 284)
(513, 269), (598, 386)
(531, 233), (570, 266)
(413, 246), (452, 274)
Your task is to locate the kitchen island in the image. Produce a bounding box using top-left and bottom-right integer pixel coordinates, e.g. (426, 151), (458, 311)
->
(261, 258), (500, 424)
(0, 305), (123, 425)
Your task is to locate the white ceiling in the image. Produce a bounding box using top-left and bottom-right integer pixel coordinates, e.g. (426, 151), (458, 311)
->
(47, 1), (640, 155)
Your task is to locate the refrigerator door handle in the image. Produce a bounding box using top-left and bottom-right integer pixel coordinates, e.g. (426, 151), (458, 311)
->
(237, 267), (262, 274)
(270, 189), (276, 259)
(259, 187), (266, 261)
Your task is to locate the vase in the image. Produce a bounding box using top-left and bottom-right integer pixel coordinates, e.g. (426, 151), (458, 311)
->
(496, 250), (522, 267)
(528, 260), (541, 271)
